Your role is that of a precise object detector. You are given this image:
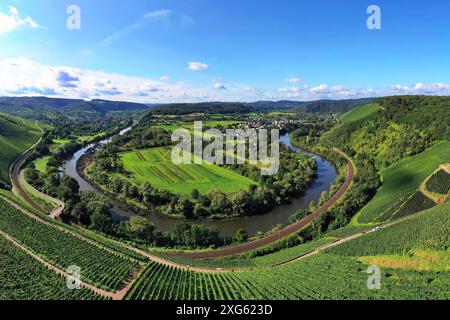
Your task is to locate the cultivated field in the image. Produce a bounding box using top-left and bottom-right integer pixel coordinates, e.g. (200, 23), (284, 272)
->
(120, 147), (255, 194)
(0, 198), (137, 292)
(0, 113), (41, 182)
(339, 103), (382, 123)
(356, 141), (450, 223)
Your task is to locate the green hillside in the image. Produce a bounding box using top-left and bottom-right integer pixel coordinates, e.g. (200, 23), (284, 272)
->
(339, 103), (382, 123)
(356, 141), (450, 223)
(329, 202), (450, 272)
(0, 113), (42, 184)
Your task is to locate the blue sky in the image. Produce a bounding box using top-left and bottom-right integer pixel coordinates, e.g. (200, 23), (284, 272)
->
(1, 0), (450, 102)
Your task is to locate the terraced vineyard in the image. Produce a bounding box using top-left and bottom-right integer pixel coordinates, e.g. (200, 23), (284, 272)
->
(425, 169), (450, 195)
(0, 199), (137, 292)
(0, 190), (148, 262)
(0, 236), (103, 300)
(390, 191), (436, 220)
(328, 202), (450, 257)
(126, 253), (450, 300)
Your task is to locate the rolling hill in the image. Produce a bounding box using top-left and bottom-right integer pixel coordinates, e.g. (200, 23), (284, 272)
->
(0, 113), (42, 185)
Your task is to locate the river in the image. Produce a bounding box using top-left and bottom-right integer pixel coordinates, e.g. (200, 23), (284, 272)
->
(64, 129), (337, 237)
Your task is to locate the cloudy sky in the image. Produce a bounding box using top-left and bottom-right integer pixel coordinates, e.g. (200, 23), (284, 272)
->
(1, 0), (450, 103)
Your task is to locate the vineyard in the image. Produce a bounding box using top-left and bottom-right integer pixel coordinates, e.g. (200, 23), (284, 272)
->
(0, 190), (148, 262)
(371, 191), (436, 223)
(425, 169), (450, 195)
(126, 253), (450, 300)
(390, 191), (436, 220)
(0, 236), (103, 300)
(328, 202), (450, 257)
(0, 199), (137, 291)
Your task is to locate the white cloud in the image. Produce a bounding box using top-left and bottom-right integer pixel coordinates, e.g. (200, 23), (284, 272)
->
(0, 6), (43, 34)
(284, 77), (301, 83)
(144, 10), (172, 19)
(187, 61), (209, 71)
(98, 9), (172, 46)
(279, 86), (303, 93)
(213, 82), (226, 90)
(1, 57), (449, 103)
(0, 57), (271, 103)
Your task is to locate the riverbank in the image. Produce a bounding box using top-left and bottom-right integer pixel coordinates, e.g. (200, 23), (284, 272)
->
(65, 132), (339, 237)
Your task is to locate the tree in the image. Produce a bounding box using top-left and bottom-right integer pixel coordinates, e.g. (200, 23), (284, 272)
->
(234, 229), (248, 243)
(171, 220), (192, 245)
(128, 216), (156, 242)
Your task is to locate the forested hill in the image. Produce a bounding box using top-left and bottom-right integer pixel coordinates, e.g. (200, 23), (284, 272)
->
(0, 97), (150, 118)
(322, 95), (450, 168)
(286, 98), (375, 114)
(148, 98), (375, 115)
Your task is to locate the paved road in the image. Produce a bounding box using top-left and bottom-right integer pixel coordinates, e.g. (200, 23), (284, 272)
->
(169, 148), (355, 259)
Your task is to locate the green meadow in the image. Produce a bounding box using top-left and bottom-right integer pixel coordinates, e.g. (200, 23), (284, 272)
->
(0, 113), (42, 183)
(339, 103), (382, 123)
(120, 147), (255, 195)
(355, 141), (450, 224)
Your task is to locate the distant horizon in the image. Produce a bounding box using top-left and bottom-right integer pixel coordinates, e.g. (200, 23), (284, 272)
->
(1, 94), (379, 105)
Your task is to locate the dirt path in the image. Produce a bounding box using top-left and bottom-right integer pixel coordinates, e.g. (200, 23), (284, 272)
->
(168, 147), (355, 259)
(418, 164), (450, 204)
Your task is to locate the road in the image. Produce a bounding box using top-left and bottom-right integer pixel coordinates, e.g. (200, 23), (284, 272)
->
(169, 147), (355, 259)
(10, 139), (355, 261)
(9, 138), (64, 218)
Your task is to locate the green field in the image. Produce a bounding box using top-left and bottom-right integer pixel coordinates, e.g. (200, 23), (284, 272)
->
(0, 198), (137, 292)
(126, 252), (449, 300)
(0, 113), (42, 183)
(34, 156), (51, 173)
(355, 141), (450, 223)
(0, 235), (103, 300)
(339, 103), (382, 123)
(120, 147), (255, 194)
(329, 202), (450, 272)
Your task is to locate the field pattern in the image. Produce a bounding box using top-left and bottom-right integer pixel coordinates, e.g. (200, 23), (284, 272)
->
(120, 147), (254, 194)
(0, 199), (137, 291)
(0, 113), (41, 182)
(0, 236), (103, 300)
(390, 191), (436, 220)
(425, 169), (450, 195)
(329, 202), (450, 257)
(339, 103), (382, 123)
(356, 141), (450, 223)
(126, 253), (450, 300)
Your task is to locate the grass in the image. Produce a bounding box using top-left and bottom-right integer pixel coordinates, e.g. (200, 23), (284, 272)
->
(34, 156), (51, 173)
(358, 250), (450, 272)
(0, 113), (41, 183)
(339, 103), (382, 123)
(355, 141), (450, 223)
(120, 147), (255, 194)
(329, 201), (450, 257)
